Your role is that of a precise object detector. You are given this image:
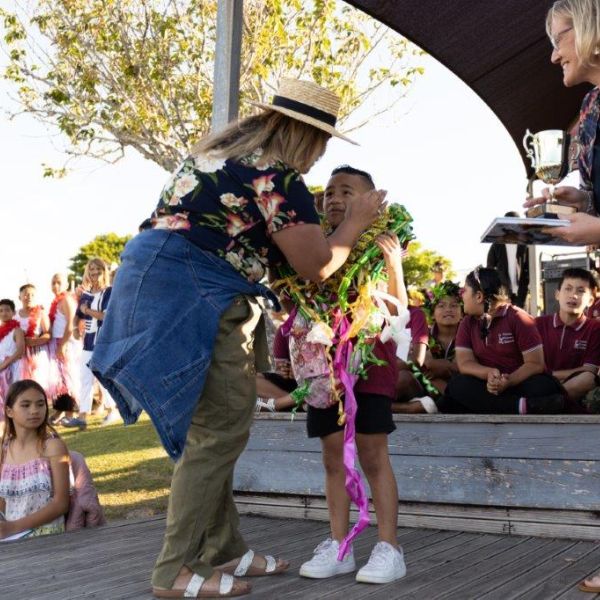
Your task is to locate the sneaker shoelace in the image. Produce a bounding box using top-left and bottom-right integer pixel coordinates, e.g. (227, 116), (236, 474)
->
(312, 538), (335, 559)
(367, 543), (395, 568)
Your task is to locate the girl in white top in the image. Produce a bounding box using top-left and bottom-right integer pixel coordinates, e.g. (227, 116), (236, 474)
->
(0, 299), (25, 421)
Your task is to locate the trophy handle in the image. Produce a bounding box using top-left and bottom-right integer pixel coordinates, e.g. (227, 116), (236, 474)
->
(522, 129), (535, 168)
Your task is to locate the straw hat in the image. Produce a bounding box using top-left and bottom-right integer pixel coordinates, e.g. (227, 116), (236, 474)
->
(250, 78), (357, 145)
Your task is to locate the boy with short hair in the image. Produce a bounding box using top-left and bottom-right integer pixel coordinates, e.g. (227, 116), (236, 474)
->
(536, 267), (600, 405)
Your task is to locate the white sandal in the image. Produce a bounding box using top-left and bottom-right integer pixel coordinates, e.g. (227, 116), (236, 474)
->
(219, 549), (289, 577)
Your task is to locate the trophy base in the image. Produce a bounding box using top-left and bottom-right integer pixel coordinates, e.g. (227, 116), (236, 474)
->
(526, 202), (576, 219)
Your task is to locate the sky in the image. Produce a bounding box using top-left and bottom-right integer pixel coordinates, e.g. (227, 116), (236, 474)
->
(0, 27), (581, 308)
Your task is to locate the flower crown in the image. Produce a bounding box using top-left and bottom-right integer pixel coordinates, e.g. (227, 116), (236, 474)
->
(423, 280), (462, 321)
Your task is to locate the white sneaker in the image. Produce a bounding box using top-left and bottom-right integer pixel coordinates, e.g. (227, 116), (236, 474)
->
(299, 538), (356, 579)
(356, 541), (406, 584)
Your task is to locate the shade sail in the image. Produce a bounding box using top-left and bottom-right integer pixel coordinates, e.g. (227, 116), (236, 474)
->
(346, 0), (591, 173)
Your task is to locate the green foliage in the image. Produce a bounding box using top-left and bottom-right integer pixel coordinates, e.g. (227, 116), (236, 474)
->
(0, 1), (425, 175)
(402, 241), (454, 288)
(69, 233), (132, 282)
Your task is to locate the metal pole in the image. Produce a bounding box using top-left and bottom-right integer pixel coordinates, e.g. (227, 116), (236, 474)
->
(211, 0), (244, 133)
(528, 245), (540, 315)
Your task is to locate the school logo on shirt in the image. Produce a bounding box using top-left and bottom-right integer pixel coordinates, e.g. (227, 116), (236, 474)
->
(498, 333), (515, 344)
(574, 339), (588, 351)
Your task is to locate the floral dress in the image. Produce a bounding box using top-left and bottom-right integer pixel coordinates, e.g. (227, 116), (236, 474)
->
(0, 451), (65, 539)
(151, 149), (320, 282)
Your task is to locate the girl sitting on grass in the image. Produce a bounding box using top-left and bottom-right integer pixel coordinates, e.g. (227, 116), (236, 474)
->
(0, 379), (70, 540)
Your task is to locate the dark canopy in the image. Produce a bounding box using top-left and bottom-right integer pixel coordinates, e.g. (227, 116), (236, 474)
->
(347, 0), (591, 174)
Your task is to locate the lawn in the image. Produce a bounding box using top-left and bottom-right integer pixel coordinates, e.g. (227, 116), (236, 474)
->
(59, 413), (173, 521)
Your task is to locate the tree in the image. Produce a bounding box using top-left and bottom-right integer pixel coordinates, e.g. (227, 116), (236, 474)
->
(69, 233), (131, 283)
(402, 241), (454, 288)
(0, 0), (425, 175)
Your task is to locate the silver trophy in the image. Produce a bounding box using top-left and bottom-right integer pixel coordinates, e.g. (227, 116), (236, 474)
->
(523, 129), (573, 218)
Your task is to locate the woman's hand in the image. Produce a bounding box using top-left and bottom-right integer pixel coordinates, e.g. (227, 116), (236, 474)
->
(523, 186), (588, 211)
(542, 212), (600, 245)
(274, 359), (293, 380)
(56, 342), (66, 362)
(375, 232), (402, 269)
(344, 189), (387, 231)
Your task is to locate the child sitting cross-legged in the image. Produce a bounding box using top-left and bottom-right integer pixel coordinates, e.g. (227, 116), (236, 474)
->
(536, 268), (600, 411)
(427, 267), (566, 414)
(394, 281), (463, 413)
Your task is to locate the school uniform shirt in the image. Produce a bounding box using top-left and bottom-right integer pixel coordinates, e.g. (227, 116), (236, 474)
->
(76, 288), (112, 352)
(455, 304), (542, 374)
(588, 298), (600, 320)
(535, 313), (600, 372)
(408, 306), (429, 345)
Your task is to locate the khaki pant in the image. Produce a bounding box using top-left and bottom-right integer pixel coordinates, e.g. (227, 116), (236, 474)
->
(152, 295), (266, 587)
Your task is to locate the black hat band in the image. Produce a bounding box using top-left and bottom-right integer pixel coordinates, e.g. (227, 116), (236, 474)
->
(271, 95), (337, 127)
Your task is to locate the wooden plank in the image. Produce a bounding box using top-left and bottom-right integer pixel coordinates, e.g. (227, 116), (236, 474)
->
(254, 413), (600, 424)
(481, 540), (598, 599)
(247, 418), (600, 460)
(234, 450), (600, 510)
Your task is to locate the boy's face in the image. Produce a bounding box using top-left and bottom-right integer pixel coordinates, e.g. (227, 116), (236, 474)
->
(19, 286), (35, 308)
(0, 304), (14, 323)
(556, 277), (594, 316)
(323, 173), (372, 228)
(433, 295), (462, 326)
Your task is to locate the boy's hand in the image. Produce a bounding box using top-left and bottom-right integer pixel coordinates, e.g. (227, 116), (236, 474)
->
(375, 232), (403, 268)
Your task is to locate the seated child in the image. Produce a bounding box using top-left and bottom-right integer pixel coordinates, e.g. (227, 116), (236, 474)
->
(0, 299), (25, 420)
(395, 281), (462, 413)
(433, 267), (564, 414)
(536, 268), (600, 408)
(297, 166), (406, 584)
(0, 380), (70, 540)
(256, 325), (299, 412)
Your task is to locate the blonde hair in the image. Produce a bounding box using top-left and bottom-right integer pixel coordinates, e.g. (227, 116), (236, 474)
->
(82, 258), (109, 291)
(190, 110), (330, 174)
(546, 0), (600, 65)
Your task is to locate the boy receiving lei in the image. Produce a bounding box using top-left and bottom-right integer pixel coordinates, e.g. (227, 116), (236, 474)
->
(275, 165), (414, 585)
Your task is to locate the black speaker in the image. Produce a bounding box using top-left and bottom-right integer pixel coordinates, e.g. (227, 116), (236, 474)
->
(541, 255), (590, 315)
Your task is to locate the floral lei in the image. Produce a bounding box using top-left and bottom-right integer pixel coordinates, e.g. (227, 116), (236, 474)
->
(0, 319), (19, 343)
(25, 305), (42, 338)
(422, 280), (462, 323)
(273, 203), (414, 558)
(49, 292), (67, 325)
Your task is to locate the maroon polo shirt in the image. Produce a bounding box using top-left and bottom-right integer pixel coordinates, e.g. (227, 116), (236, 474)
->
(535, 313), (600, 372)
(588, 298), (600, 320)
(408, 306), (429, 345)
(455, 304), (542, 374)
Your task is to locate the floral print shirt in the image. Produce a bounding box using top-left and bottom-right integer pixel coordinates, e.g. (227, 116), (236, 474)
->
(151, 150), (320, 282)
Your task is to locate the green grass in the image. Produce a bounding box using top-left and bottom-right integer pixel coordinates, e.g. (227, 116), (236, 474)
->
(59, 413), (173, 521)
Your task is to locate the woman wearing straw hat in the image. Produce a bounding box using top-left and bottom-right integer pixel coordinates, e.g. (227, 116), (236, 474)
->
(89, 78), (387, 598)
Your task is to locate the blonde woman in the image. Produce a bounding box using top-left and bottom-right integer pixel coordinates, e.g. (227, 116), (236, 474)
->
(525, 0), (600, 245)
(90, 79), (386, 599)
(64, 259), (116, 430)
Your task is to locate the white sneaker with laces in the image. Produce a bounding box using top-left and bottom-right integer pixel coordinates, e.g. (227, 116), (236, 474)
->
(299, 538), (356, 579)
(356, 541), (406, 584)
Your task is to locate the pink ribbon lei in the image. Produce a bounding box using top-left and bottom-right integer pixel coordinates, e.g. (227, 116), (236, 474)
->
(333, 315), (370, 560)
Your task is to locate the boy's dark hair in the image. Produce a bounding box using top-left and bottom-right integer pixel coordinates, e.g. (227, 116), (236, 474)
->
(19, 283), (35, 293)
(558, 267), (598, 291)
(330, 164), (375, 189)
(0, 299), (15, 312)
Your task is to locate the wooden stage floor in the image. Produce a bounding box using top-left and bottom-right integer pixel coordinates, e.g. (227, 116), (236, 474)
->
(3, 514), (600, 599)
